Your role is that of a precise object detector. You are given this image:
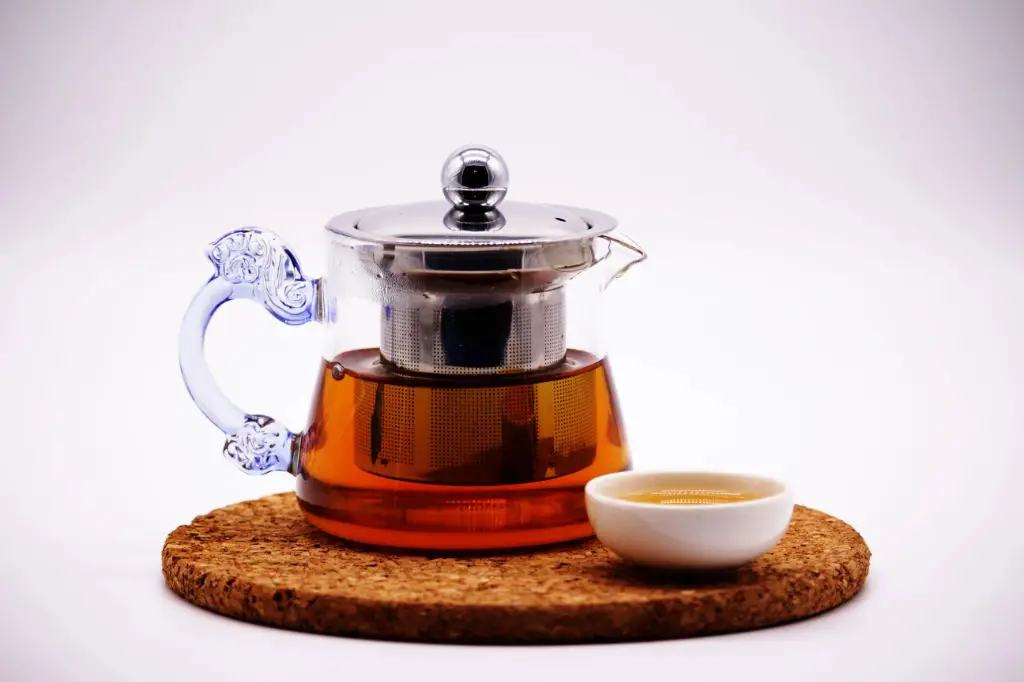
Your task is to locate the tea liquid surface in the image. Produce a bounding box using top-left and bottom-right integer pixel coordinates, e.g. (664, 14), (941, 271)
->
(619, 489), (767, 505)
(297, 348), (629, 550)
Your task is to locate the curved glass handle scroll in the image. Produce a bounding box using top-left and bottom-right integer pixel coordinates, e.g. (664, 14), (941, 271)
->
(178, 228), (318, 475)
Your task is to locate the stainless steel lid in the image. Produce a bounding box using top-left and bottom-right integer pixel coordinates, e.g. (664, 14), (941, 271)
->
(326, 145), (618, 248)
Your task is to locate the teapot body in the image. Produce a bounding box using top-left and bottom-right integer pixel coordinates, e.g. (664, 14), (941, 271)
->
(179, 147), (645, 549)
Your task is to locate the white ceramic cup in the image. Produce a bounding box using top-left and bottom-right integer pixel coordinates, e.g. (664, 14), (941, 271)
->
(584, 470), (794, 570)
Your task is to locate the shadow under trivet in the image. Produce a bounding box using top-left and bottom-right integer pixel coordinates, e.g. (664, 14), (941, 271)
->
(162, 492), (870, 644)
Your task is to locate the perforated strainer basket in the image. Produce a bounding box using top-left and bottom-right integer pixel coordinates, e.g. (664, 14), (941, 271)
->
(326, 145), (629, 376)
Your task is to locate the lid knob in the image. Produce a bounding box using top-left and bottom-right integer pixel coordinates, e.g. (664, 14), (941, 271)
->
(441, 145), (508, 209)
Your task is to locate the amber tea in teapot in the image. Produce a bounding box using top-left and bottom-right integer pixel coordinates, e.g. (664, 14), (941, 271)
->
(299, 349), (625, 548)
(179, 146), (646, 550)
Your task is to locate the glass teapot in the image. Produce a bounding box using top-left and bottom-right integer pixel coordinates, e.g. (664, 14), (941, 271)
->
(179, 146), (646, 550)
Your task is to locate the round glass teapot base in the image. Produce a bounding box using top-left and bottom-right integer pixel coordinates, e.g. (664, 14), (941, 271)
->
(295, 470), (629, 551)
(298, 498), (595, 551)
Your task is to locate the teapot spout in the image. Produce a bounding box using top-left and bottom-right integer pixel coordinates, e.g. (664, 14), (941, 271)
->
(598, 233), (647, 290)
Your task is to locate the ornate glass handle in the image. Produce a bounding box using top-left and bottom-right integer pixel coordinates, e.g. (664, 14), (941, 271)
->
(179, 229), (318, 475)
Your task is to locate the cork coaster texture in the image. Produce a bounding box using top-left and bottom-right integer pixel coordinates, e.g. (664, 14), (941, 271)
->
(162, 493), (870, 643)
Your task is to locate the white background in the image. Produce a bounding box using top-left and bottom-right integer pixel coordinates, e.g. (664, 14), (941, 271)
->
(1, 1), (1022, 680)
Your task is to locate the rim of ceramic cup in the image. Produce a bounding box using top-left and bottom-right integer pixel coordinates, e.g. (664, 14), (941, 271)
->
(585, 470), (791, 511)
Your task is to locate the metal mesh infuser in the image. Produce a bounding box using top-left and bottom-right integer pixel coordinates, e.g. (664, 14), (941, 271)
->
(328, 145), (630, 377)
(380, 290), (567, 375)
(351, 364), (599, 485)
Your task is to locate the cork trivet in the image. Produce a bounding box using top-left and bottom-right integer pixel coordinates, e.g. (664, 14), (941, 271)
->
(162, 493), (870, 643)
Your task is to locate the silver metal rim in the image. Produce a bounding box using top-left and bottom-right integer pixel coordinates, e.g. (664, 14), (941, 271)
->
(324, 203), (619, 247)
